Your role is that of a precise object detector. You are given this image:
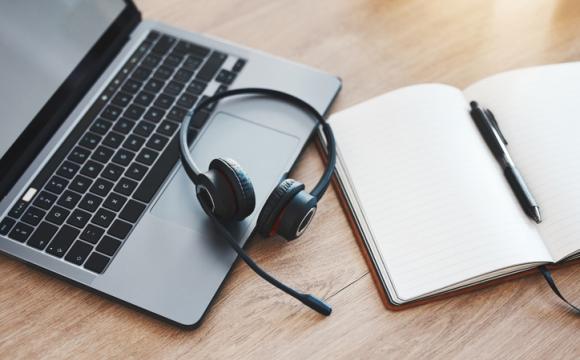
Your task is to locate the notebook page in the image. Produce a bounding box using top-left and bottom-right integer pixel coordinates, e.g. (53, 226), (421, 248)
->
(329, 84), (550, 301)
(464, 62), (580, 261)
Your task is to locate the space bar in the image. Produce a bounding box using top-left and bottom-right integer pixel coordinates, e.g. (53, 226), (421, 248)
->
(133, 136), (180, 203)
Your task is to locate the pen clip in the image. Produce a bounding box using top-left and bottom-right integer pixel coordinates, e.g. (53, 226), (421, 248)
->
(484, 108), (508, 145)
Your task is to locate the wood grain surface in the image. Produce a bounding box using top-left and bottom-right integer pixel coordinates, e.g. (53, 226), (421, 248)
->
(1, 0), (579, 359)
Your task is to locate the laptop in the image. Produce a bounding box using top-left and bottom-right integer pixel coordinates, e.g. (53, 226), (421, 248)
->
(0, 0), (340, 327)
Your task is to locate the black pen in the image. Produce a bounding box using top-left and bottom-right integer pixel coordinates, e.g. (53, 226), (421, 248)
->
(469, 101), (542, 223)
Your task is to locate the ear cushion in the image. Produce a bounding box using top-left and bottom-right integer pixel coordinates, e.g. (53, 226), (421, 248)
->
(256, 179), (305, 237)
(209, 158), (256, 220)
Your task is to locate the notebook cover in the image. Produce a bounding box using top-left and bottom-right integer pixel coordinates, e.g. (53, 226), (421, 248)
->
(316, 138), (579, 310)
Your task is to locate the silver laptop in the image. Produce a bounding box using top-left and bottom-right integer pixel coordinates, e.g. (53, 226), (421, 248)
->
(0, 1), (340, 327)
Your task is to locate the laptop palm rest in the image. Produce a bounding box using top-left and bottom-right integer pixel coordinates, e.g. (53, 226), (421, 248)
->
(150, 111), (300, 237)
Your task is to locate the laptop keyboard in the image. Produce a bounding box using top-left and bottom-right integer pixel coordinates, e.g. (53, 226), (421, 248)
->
(0, 31), (246, 274)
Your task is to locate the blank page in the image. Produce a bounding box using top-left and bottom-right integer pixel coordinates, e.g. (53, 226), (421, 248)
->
(329, 84), (550, 301)
(464, 62), (580, 261)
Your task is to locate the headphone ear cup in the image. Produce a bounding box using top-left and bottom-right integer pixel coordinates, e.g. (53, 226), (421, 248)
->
(209, 158), (256, 221)
(257, 179), (305, 237)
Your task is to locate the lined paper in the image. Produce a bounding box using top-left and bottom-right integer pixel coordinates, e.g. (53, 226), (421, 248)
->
(464, 62), (580, 261)
(329, 84), (551, 301)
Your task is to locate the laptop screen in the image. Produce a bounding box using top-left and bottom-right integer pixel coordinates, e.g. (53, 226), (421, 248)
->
(0, 0), (126, 159)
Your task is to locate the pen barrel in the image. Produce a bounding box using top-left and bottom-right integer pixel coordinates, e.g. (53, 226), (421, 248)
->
(504, 166), (538, 216)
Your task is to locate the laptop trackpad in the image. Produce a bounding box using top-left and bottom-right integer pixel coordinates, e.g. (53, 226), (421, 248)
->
(150, 112), (300, 234)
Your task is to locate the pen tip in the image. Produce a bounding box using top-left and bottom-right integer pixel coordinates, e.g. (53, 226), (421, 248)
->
(532, 207), (542, 224)
(470, 101), (477, 108)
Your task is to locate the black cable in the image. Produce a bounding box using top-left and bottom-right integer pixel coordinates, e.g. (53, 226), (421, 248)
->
(209, 213), (332, 315)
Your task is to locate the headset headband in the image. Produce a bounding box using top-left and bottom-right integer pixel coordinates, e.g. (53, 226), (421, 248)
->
(179, 87), (337, 201)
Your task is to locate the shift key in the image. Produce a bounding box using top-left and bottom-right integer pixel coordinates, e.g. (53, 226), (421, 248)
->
(46, 225), (80, 258)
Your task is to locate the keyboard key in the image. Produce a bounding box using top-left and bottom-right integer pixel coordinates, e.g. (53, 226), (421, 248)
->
(91, 146), (114, 163)
(45, 205), (70, 225)
(0, 217), (16, 235)
(146, 134), (168, 151)
(57, 190), (81, 209)
(27, 221), (58, 250)
(119, 200), (147, 223)
(232, 58), (246, 72)
(64, 240), (93, 265)
(177, 93), (198, 109)
(124, 104), (145, 120)
(144, 107), (165, 123)
(154, 65), (173, 81)
(154, 93), (175, 109)
(199, 96), (217, 111)
(216, 69), (236, 85)
(46, 225), (80, 258)
(187, 80), (207, 95)
(134, 136), (180, 202)
(174, 69), (193, 83)
(69, 175), (93, 194)
(125, 163), (148, 181)
(8, 222), (34, 242)
(80, 160), (104, 178)
(8, 200), (29, 219)
(136, 148), (158, 166)
(142, 53), (161, 69)
(96, 236), (122, 256)
(112, 92), (133, 108)
(164, 53), (183, 68)
(101, 105), (123, 121)
(114, 177), (138, 196)
(164, 81), (184, 96)
(103, 193), (127, 212)
(67, 208), (92, 228)
(191, 110), (211, 128)
(111, 148), (135, 166)
(133, 91), (155, 107)
(182, 56), (203, 71)
(167, 106), (187, 123)
(90, 118), (112, 135)
(80, 224), (105, 244)
(107, 220), (132, 240)
(21, 206), (46, 226)
(46, 176), (69, 195)
(68, 146), (91, 165)
(33, 191), (58, 210)
(102, 132), (126, 149)
(113, 118), (136, 134)
(123, 134), (145, 152)
(144, 78), (164, 93)
(131, 66), (152, 81)
(84, 252), (110, 274)
(122, 79), (142, 94)
(78, 193), (102, 213)
(21, 206), (45, 226)
(152, 34), (176, 54)
(134, 121), (156, 137)
(157, 120), (179, 137)
(90, 178), (114, 197)
(79, 132), (101, 150)
(196, 51), (227, 82)
(92, 208), (116, 228)
(174, 40), (210, 58)
(102, 163), (125, 182)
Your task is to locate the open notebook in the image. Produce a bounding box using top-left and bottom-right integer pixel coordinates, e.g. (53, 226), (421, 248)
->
(328, 62), (580, 306)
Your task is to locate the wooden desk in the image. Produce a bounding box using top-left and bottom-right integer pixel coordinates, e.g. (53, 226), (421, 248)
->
(1, 0), (579, 358)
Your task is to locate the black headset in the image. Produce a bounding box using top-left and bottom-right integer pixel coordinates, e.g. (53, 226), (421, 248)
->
(179, 88), (336, 316)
